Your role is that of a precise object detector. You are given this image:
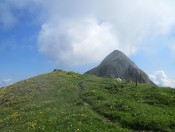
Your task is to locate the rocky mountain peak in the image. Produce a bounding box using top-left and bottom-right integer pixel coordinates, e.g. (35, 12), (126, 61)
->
(86, 50), (154, 85)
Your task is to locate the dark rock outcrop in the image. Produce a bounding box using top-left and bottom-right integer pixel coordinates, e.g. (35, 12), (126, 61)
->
(85, 50), (154, 85)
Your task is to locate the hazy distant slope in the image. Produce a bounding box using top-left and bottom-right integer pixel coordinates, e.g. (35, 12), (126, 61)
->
(86, 50), (154, 84)
(0, 70), (175, 131)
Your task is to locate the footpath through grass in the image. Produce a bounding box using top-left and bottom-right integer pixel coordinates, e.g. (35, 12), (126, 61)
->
(0, 70), (175, 131)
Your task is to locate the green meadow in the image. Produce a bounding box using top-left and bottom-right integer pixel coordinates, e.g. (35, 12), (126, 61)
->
(0, 70), (175, 131)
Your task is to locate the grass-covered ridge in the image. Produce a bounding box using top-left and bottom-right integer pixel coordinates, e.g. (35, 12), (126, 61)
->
(0, 70), (175, 131)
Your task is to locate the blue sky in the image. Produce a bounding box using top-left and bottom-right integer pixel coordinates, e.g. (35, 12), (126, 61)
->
(0, 0), (175, 88)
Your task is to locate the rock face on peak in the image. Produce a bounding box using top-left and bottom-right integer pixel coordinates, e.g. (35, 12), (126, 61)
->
(86, 50), (154, 84)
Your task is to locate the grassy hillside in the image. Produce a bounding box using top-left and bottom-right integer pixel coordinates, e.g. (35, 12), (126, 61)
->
(0, 70), (175, 131)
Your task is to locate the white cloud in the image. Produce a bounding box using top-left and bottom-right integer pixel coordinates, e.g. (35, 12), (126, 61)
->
(38, 17), (118, 66)
(149, 71), (175, 88)
(37, 0), (175, 66)
(0, 79), (13, 88)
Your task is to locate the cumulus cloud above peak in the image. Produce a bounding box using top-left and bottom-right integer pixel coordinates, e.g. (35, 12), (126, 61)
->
(38, 17), (119, 66)
(35, 0), (175, 66)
